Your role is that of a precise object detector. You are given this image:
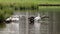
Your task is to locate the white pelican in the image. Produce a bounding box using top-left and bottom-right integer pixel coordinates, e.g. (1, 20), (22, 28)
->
(34, 13), (49, 34)
(6, 17), (11, 21)
(34, 13), (49, 21)
(5, 17), (12, 23)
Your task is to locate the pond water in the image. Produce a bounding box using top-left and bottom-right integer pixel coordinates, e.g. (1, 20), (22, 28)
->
(0, 22), (19, 34)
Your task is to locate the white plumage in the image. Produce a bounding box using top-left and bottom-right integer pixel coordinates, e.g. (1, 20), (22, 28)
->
(34, 16), (41, 21)
(6, 17), (11, 21)
(34, 13), (41, 21)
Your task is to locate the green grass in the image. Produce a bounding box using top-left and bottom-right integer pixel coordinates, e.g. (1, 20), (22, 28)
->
(38, 6), (60, 12)
(0, 0), (60, 8)
(0, 0), (60, 4)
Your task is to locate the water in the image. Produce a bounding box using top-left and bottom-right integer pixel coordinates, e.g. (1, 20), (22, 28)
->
(0, 22), (19, 34)
(34, 20), (41, 34)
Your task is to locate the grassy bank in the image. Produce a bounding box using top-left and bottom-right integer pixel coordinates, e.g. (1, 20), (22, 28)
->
(0, 0), (60, 4)
(38, 6), (60, 12)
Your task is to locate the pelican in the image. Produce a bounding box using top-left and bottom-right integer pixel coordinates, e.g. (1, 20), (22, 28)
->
(34, 13), (49, 34)
(28, 13), (49, 24)
(34, 13), (49, 21)
(5, 17), (12, 23)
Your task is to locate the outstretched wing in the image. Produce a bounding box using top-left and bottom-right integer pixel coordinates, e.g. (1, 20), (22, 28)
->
(41, 15), (49, 19)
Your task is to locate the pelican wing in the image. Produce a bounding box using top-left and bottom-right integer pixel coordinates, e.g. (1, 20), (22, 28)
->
(41, 15), (49, 19)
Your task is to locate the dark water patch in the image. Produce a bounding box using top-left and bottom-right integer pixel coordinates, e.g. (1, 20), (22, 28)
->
(0, 23), (6, 28)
